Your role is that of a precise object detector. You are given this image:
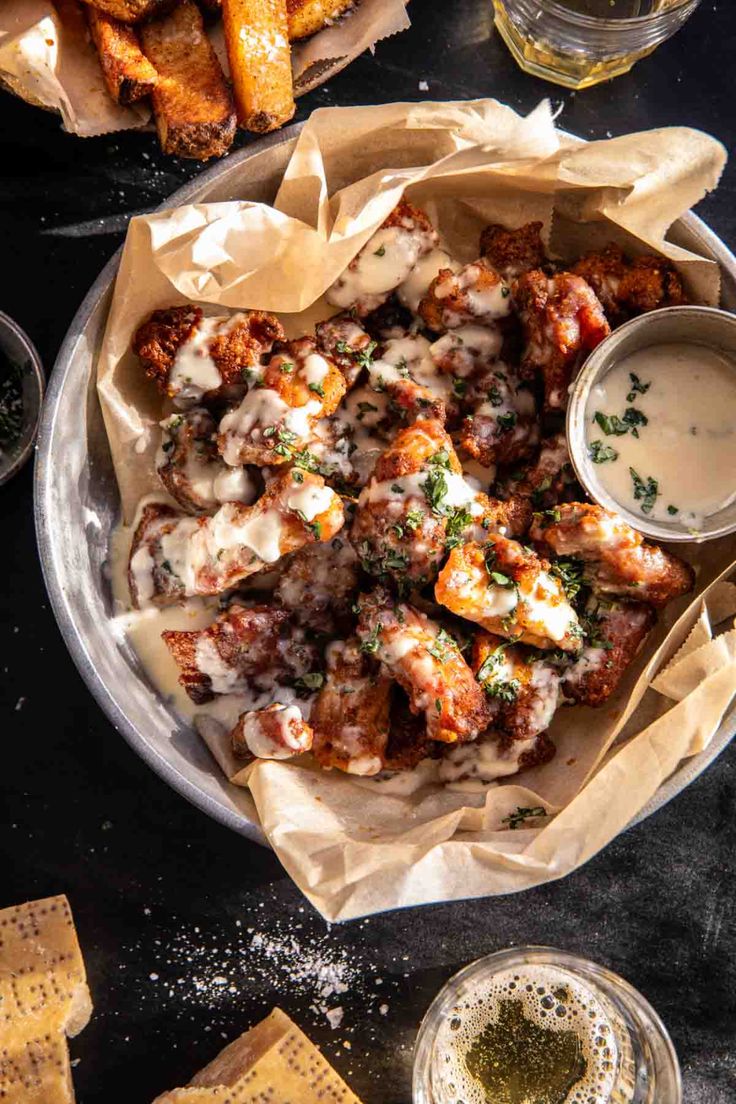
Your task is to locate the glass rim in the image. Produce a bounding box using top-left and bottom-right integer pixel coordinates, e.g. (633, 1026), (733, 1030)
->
(412, 946), (682, 1104)
(526, 0), (698, 30)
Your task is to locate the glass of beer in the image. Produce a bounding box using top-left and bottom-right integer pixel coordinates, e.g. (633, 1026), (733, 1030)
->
(413, 946), (681, 1104)
(492, 0), (702, 89)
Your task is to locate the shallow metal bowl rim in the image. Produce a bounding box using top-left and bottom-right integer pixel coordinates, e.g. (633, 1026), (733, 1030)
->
(34, 121), (736, 849)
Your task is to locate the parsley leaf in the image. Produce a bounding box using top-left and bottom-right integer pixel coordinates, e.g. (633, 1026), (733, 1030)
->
(420, 468), (448, 513)
(308, 381), (325, 398)
(626, 372), (651, 402)
(588, 439), (619, 464)
(444, 506), (473, 550)
(502, 806), (546, 830)
(629, 468), (659, 514)
(496, 410), (517, 432)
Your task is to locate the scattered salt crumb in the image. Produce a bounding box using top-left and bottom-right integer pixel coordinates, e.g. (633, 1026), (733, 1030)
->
(149, 972), (159, 981)
(343, 1040), (351, 1050)
(70, 1058), (81, 1068)
(326, 1007), (344, 1029)
(14, 697), (25, 712)
(101, 820), (112, 831)
(379, 1004), (389, 1016)
(418, 80), (429, 92)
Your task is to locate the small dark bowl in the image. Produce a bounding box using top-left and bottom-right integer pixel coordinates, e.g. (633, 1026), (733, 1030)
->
(0, 311), (45, 486)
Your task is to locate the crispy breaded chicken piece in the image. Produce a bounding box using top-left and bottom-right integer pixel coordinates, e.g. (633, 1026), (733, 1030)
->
(218, 337), (347, 466)
(479, 221), (547, 280)
(457, 363), (539, 469)
(429, 324), (503, 379)
(419, 259), (512, 333)
(275, 538), (359, 632)
(326, 199), (439, 316)
(496, 432), (580, 511)
(356, 589), (492, 744)
(472, 632), (561, 742)
(133, 306), (284, 404)
(311, 639), (393, 775)
(367, 333), (449, 424)
(128, 469), (344, 606)
(438, 729), (556, 784)
(156, 408), (259, 515)
(315, 314), (376, 388)
(562, 599), (655, 707)
(79, 0), (169, 22)
(530, 503), (694, 608)
(352, 420), (524, 588)
(572, 243), (686, 325)
(231, 704), (313, 761)
(436, 538), (582, 652)
(162, 603), (315, 704)
(513, 270), (610, 412)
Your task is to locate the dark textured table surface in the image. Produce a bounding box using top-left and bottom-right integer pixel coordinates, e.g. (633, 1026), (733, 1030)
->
(1, 2), (735, 1100)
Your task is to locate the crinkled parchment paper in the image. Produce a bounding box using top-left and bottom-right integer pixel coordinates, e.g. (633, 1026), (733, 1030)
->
(0, 0), (410, 137)
(97, 99), (735, 920)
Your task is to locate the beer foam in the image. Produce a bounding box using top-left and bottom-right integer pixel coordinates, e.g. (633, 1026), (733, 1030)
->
(433, 964), (621, 1104)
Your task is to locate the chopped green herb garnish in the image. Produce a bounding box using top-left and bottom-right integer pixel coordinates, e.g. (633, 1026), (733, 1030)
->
(357, 400), (378, 415)
(405, 508), (424, 531)
(488, 385), (504, 407)
(444, 506), (473, 550)
(391, 483), (405, 494)
(294, 672), (325, 692)
(667, 504), (679, 516)
(588, 439), (618, 464)
(626, 372), (650, 402)
(594, 408), (648, 438)
(496, 410), (517, 432)
(428, 448), (452, 470)
(374, 245), (386, 257)
(629, 468), (659, 514)
(292, 469), (304, 484)
(360, 623), (383, 655)
(308, 381), (325, 398)
(452, 377), (467, 398)
(502, 806), (546, 830)
(551, 559), (584, 601)
(420, 468), (448, 513)
(280, 361), (294, 374)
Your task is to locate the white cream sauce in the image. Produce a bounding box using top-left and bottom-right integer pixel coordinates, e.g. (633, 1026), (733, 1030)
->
(327, 223), (436, 309)
(438, 733), (539, 786)
(397, 249), (460, 312)
(170, 316), (224, 401)
(585, 343), (736, 531)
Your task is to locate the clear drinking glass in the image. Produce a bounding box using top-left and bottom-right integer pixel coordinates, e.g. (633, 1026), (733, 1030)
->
(413, 946), (682, 1104)
(492, 0), (702, 89)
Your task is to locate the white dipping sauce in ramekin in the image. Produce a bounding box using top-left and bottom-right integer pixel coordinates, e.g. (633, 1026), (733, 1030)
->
(585, 342), (736, 532)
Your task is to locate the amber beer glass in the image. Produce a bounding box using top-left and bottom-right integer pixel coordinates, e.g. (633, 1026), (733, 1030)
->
(413, 947), (682, 1104)
(492, 0), (702, 89)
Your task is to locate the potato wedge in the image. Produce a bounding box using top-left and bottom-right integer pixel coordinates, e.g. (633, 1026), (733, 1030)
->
(221, 0), (295, 133)
(287, 0), (354, 40)
(79, 0), (173, 23)
(140, 0), (236, 160)
(87, 7), (157, 104)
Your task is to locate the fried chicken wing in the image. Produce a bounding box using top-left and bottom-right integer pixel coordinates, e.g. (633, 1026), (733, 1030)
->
(128, 469), (344, 606)
(429, 324), (503, 379)
(310, 639), (393, 775)
(530, 503), (695, 608)
(217, 337), (347, 467)
(513, 270), (610, 412)
(435, 538), (582, 652)
(438, 730), (555, 785)
(397, 249), (462, 313)
(156, 408), (259, 515)
(418, 259), (512, 333)
(367, 333), (450, 424)
(326, 199), (439, 316)
(472, 632), (562, 741)
(355, 588), (492, 744)
(275, 537), (359, 632)
(457, 363), (539, 469)
(231, 704), (313, 761)
(562, 599), (655, 707)
(572, 243), (686, 325)
(133, 307), (284, 404)
(479, 221), (547, 280)
(496, 432), (580, 511)
(162, 603), (314, 704)
(315, 314), (376, 388)
(352, 419), (518, 588)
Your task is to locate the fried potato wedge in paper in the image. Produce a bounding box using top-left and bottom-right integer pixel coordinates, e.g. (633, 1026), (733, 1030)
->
(140, 0), (236, 159)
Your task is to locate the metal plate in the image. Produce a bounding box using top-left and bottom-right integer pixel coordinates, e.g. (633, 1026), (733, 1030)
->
(34, 122), (736, 852)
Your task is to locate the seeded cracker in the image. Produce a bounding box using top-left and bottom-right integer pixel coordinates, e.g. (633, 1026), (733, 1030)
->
(154, 1007), (363, 1103)
(0, 895), (92, 1103)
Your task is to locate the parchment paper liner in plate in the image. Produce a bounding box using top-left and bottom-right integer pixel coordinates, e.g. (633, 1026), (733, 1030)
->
(98, 99), (735, 921)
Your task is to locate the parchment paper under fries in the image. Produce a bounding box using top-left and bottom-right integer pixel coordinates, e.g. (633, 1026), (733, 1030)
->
(0, 0), (411, 137)
(98, 100), (735, 921)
